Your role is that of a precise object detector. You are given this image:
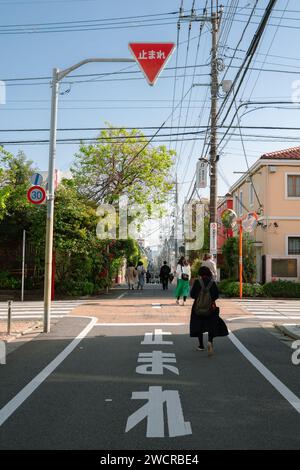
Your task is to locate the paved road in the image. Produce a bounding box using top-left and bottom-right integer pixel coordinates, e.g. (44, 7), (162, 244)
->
(0, 287), (299, 450)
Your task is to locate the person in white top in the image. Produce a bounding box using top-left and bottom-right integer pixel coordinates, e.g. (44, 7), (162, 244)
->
(201, 254), (217, 281)
(175, 257), (191, 305)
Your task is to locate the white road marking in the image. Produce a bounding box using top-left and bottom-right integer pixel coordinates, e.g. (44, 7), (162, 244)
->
(228, 330), (300, 415)
(0, 300), (85, 319)
(94, 323), (186, 326)
(117, 293), (126, 300)
(0, 315), (64, 320)
(237, 299), (300, 320)
(0, 317), (98, 427)
(125, 387), (192, 438)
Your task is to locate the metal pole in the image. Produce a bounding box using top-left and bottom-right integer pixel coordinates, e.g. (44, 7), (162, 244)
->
(106, 243), (109, 294)
(21, 229), (26, 301)
(239, 222), (243, 299)
(209, 11), (219, 239)
(44, 68), (59, 333)
(7, 300), (12, 335)
(43, 58), (135, 330)
(174, 174), (178, 260)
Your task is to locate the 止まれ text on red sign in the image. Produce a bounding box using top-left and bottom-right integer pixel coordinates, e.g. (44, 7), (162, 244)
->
(128, 43), (175, 86)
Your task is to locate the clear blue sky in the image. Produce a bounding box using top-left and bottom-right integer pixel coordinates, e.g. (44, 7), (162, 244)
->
(0, 0), (299, 206)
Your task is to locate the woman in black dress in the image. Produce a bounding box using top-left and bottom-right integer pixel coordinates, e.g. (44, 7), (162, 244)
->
(190, 266), (229, 355)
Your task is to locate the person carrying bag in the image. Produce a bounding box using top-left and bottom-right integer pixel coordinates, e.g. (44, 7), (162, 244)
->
(175, 257), (191, 306)
(189, 266), (228, 355)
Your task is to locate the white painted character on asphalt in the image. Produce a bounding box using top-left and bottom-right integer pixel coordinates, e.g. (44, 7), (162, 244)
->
(141, 328), (173, 345)
(291, 340), (300, 366)
(125, 386), (192, 438)
(136, 351), (179, 375)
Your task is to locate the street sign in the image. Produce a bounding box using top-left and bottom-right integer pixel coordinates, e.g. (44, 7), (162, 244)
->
(196, 159), (208, 188)
(128, 42), (175, 86)
(27, 185), (46, 205)
(30, 173), (43, 186)
(210, 222), (218, 256)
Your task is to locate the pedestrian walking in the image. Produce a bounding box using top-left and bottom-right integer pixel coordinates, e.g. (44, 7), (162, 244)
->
(146, 270), (152, 284)
(201, 253), (217, 281)
(160, 261), (171, 290)
(136, 261), (145, 290)
(175, 257), (191, 306)
(189, 266), (228, 356)
(126, 262), (137, 290)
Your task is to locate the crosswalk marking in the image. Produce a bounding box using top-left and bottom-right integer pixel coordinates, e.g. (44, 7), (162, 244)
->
(237, 299), (300, 319)
(0, 300), (85, 319)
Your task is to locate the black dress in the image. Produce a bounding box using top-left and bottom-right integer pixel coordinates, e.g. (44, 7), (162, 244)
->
(189, 277), (229, 339)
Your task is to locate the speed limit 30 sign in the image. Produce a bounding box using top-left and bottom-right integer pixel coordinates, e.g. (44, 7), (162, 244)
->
(27, 185), (46, 205)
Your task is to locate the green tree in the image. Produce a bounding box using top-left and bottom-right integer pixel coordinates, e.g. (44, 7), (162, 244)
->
(0, 148), (144, 295)
(71, 126), (174, 206)
(222, 234), (256, 282)
(0, 147), (35, 238)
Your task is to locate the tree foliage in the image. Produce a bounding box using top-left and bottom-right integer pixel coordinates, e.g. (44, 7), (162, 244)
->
(71, 126), (174, 206)
(0, 147), (146, 295)
(222, 234), (256, 282)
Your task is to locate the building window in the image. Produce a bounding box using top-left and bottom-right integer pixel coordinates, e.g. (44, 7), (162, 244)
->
(288, 237), (300, 255)
(287, 175), (300, 197)
(272, 259), (297, 278)
(249, 183), (254, 206)
(234, 194), (239, 214)
(239, 191), (243, 216)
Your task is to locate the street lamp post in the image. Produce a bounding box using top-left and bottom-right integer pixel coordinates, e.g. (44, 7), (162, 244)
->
(44, 57), (135, 333)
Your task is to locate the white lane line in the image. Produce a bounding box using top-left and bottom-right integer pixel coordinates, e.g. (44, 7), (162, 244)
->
(94, 323), (186, 326)
(228, 331), (300, 415)
(0, 317), (97, 427)
(226, 316), (283, 322)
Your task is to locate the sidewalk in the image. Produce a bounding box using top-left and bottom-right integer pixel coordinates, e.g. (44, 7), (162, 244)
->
(71, 296), (250, 324)
(0, 319), (42, 342)
(274, 324), (300, 340)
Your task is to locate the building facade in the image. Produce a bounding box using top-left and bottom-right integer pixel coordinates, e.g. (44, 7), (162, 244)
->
(229, 147), (300, 283)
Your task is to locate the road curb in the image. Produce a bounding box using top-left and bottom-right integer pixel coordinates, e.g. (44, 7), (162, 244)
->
(274, 323), (300, 340)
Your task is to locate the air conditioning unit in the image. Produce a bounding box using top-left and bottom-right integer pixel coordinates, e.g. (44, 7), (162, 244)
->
(269, 166), (277, 173)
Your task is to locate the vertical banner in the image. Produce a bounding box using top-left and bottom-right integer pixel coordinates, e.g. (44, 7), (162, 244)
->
(196, 159), (208, 188)
(210, 222), (218, 256)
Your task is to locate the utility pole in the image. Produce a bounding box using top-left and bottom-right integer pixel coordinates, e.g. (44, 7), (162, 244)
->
(174, 174), (178, 261)
(209, 11), (219, 230)
(180, 3), (221, 261)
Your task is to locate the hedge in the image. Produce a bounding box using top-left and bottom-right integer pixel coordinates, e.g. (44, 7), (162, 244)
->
(219, 279), (300, 298)
(220, 281), (264, 298)
(263, 280), (300, 298)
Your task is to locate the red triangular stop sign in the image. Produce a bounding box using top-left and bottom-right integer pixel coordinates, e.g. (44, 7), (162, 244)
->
(129, 42), (175, 86)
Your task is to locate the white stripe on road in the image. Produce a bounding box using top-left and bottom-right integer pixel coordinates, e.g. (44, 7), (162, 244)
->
(0, 317), (97, 427)
(228, 331), (300, 415)
(117, 293), (126, 300)
(0, 315), (64, 320)
(94, 323), (186, 326)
